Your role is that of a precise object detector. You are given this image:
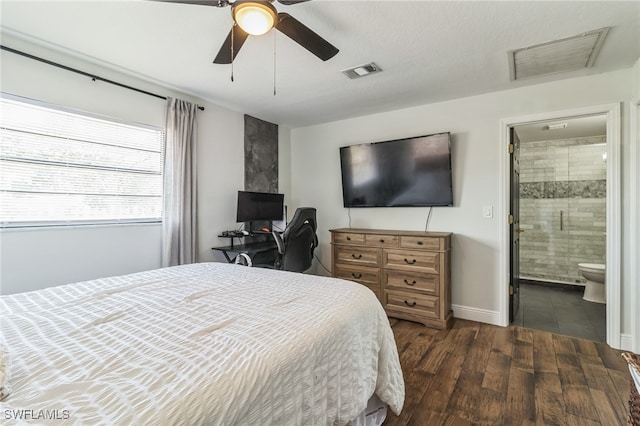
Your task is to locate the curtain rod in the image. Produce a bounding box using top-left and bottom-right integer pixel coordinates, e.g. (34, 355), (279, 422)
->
(1, 45), (205, 111)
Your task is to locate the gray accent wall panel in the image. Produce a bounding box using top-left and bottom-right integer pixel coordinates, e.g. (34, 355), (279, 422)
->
(244, 115), (278, 192)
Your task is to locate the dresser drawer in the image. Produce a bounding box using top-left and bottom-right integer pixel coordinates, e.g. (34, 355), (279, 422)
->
(333, 232), (365, 245)
(335, 245), (380, 266)
(365, 233), (399, 248)
(334, 264), (381, 297)
(334, 263), (380, 285)
(383, 270), (439, 295)
(383, 249), (440, 273)
(400, 235), (441, 251)
(384, 289), (439, 319)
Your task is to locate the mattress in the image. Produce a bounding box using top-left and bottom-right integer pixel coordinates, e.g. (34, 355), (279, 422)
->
(0, 262), (404, 425)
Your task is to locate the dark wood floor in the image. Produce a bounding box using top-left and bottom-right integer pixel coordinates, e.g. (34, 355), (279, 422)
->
(384, 319), (631, 425)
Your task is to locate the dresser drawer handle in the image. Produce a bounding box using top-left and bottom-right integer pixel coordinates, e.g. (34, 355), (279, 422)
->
(417, 241), (424, 245)
(352, 273), (362, 279)
(403, 300), (417, 307)
(404, 258), (417, 264)
(404, 279), (417, 286)
(346, 236), (351, 241)
(352, 254), (362, 259)
(379, 239), (385, 243)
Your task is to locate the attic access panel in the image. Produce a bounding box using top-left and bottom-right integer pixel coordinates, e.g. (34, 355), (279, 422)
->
(508, 27), (609, 81)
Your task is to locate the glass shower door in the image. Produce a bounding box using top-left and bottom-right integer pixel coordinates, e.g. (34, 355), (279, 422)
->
(566, 140), (607, 284)
(518, 139), (570, 284)
(550, 141), (571, 283)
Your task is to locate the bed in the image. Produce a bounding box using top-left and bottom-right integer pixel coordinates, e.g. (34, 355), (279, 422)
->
(0, 262), (404, 425)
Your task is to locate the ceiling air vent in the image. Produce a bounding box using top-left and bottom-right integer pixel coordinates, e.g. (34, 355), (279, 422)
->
(342, 62), (382, 79)
(508, 27), (609, 81)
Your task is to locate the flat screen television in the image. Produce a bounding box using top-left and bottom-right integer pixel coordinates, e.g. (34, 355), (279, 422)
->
(339, 132), (453, 207)
(236, 190), (284, 222)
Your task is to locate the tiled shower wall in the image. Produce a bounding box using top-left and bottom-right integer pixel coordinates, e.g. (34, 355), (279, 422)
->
(519, 136), (606, 285)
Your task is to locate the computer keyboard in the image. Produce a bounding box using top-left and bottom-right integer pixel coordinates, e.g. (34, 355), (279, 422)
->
(220, 230), (247, 238)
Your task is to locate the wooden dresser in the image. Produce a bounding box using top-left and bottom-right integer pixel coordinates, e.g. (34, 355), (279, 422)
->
(330, 228), (452, 329)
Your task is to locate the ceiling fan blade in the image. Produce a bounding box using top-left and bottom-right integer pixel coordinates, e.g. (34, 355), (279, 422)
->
(275, 13), (338, 61)
(150, 0), (225, 6)
(213, 25), (250, 64)
(277, 0), (312, 5)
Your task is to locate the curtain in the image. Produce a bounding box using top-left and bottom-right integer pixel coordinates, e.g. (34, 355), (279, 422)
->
(162, 97), (198, 267)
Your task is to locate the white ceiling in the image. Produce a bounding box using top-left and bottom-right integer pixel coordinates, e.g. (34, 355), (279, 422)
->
(1, 0), (638, 127)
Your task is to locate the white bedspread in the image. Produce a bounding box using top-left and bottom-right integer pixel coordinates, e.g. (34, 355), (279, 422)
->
(0, 263), (404, 425)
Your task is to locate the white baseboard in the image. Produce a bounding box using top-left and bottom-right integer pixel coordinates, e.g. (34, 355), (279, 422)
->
(620, 334), (633, 351)
(452, 304), (502, 326)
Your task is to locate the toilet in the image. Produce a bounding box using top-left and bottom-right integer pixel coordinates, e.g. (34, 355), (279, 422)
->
(578, 263), (606, 304)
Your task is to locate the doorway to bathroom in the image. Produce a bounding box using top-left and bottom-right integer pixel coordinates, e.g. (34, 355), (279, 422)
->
(501, 103), (621, 347)
(511, 115), (608, 342)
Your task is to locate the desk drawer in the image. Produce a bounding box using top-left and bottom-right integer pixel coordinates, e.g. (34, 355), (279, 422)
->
(335, 245), (380, 266)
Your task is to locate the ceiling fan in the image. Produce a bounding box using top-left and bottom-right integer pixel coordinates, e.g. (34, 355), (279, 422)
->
(154, 0), (339, 64)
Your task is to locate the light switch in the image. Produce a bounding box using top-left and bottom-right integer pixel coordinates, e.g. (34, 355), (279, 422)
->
(483, 205), (493, 219)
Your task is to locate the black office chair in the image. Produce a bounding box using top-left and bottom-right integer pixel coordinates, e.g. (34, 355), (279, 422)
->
(269, 207), (318, 273)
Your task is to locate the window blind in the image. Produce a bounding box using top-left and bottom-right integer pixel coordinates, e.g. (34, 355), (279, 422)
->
(0, 94), (165, 227)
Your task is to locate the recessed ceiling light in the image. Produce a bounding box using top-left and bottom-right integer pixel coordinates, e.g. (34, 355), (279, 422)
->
(342, 63), (382, 79)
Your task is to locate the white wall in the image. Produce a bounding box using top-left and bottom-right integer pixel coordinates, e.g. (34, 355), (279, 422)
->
(0, 224), (162, 295)
(632, 58), (640, 351)
(279, 125), (292, 219)
(0, 34), (247, 293)
(290, 69), (634, 334)
(633, 59), (640, 101)
(199, 121), (293, 264)
(196, 104), (245, 263)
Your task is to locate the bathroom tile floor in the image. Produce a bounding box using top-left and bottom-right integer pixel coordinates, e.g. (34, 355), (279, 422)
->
(512, 281), (606, 342)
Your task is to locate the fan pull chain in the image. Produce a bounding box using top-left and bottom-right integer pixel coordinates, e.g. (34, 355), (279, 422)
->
(230, 24), (235, 82)
(273, 29), (277, 96)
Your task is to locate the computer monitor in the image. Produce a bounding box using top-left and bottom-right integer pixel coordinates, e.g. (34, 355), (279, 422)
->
(236, 191), (284, 224)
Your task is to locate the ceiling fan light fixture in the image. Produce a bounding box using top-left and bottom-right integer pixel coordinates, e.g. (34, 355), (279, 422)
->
(233, 2), (278, 36)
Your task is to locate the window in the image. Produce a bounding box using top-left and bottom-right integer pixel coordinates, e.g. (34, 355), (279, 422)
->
(0, 94), (165, 227)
